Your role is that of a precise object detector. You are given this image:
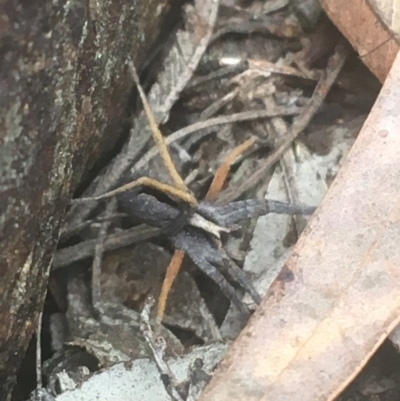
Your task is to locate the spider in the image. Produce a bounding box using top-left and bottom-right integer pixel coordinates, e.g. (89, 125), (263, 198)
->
(73, 61), (315, 321)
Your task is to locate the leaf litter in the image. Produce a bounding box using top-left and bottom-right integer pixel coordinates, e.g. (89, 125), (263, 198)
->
(21, 0), (398, 400)
(199, 50), (400, 401)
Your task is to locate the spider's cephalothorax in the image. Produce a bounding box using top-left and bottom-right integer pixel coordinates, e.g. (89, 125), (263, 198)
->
(116, 182), (196, 237)
(116, 186), (258, 317)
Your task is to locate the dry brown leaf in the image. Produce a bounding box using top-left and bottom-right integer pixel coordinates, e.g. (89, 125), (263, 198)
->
(199, 51), (400, 401)
(321, 0), (400, 82)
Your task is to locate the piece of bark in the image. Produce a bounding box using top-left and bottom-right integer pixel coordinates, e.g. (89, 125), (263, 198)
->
(0, 0), (168, 398)
(199, 50), (400, 401)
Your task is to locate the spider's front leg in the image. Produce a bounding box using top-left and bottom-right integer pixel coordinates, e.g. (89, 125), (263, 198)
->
(171, 227), (252, 318)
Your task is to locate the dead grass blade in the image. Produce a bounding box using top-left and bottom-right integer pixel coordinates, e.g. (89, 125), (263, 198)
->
(198, 49), (400, 401)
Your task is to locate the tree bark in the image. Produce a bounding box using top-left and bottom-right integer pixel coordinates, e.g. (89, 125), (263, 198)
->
(0, 0), (168, 398)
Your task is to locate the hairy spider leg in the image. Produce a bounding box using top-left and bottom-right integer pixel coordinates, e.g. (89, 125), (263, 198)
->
(157, 139), (256, 321)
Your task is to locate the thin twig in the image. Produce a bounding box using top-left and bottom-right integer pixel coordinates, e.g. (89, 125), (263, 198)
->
(140, 297), (185, 401)
(206, 138), (256, 201)
(157, 250), (185, 322)
(91, 199), (116, 307)
(262, 85), (304, 236)
(246, 58), (321, 81)
(72, 176), (197, 207)
(36, 310), (43, 392)
(135, 106), (301, 172)
(182, 89), (239, 150)
(186, 64), (246, 89)
(53, 225), (159, 270)
(200, 88), (239, 120)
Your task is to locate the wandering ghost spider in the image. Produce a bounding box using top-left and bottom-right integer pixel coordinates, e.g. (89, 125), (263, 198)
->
(72, 60), (315, 321)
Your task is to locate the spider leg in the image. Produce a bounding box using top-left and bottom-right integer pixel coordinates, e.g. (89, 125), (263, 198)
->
(156, 139), (255, 320)
(189, 249), (250, 318)
(265, 199), (316, 216)
(226, 264), (260, 304)
(219, 248), (261, 305)
(158, 246), (251, 320)
(197, 198), (316, 227)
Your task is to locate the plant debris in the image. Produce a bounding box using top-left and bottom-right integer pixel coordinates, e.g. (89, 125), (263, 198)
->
(19, 0), (384, 400)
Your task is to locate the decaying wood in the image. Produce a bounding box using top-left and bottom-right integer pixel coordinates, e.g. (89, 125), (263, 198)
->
(0, 0), (169, 398)
(199, 46), (400, 401)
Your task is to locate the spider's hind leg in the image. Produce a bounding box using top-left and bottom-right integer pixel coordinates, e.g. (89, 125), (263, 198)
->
(221, 251), (262, 305)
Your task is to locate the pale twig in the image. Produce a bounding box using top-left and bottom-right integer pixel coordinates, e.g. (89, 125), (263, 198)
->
(53, 225), (159, 270)
(71, 176), (197, 207)
(91, 199), (116, 307)
(140, 297), (185, 401)
(200, 88), (239, 120)
(182, 89), (239, 149)
(31, 311), (56, 399)
(186, 64), (245, 89)
(36, 310), (43, 391)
